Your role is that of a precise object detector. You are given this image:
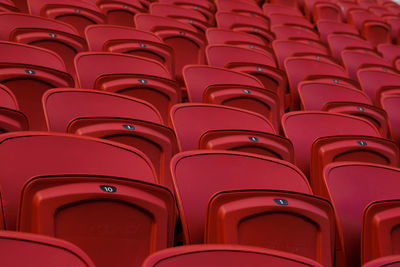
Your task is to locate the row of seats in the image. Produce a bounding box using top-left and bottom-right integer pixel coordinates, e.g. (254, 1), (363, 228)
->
(1, 0), (400, 266)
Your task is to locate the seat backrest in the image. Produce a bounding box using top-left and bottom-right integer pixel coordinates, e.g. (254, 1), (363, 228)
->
(183, 65), (263, 102)
(362, 200), (400, 264)
(323, 162), (400, 267)
(43, 88), (162, 132)
(284, 56), (347, 109)
(206, 44), (276, 69)
(142, 244), (323, 267)
(85, 24), (162, 51)
(316, 21), (359, 42)
(298, 80), (371, 110)
(0, 132), (156, 230)
(18, 174), (175, 267)
(357, 66), (400, 102)
(171, 103), (275, 151)
(0, 41), (73, 130)
(380, 94), (400, 145)
(206, 190), (334, 266)
(282, 111), (380, 177)
(310, 135), (399, 194)
(171, 150), (311, 244)
(341, 49), (390, 79)
(0, 231), (95, 267)
(327, 33), (373, 61)
(206, 28), (266, 47)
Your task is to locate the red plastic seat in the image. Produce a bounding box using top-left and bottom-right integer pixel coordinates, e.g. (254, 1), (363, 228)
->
(0, 84), (28, 133)
(282, 111), (380, 177)
(67, 117), (178, 191)
(143, 244), (323, 267)
(0, 132), (156, 230)
(363, 255), (400, 267)
(268, 13), (313, 28)
(183, 65), (281, 129)
(357, 66), (400, 103)
(149, 3), (210, 33)
(0, 13), (87, 78)
(327, 34), (373, 62)
(135, 14), (206, 84)
(341, 49), (390, 80)
(205, 190), (334, 266)
(361, 20), (391, 47)
(74, 52), (180, 125)
(312, 2), (342, 23)
(171, 150), (311, 244)
(383, 15), (400, 43)
(85, 25), (175, 78)
(310, 135), (399, 194)
(322, 102), (391, 138)
(96, 0), (145, 27)
(316, 21), (359, 42)
(206, 28), (272, 55)
(157, 0), (215, 25)
(272, 39), (329, 69)
(170, 104), (275, 151)
(27, 0), (106, 36)
(298, 80), (371, 110)
(206, 45), (287, 111)
(348, 9), (381, 30)
(272, 25), (320, 41)
(284, 55), (348, 109)
(216, 0), (267, 22)
(215, 12), (274, 46)
(377, 43), (400, 64)
(198, 130), (295, 163)
(0, 231), (94, 267)
(322, 162), (400, 267)
(0, 41), (74, 130)
(43, 88), (162, 130)
(18, 174), (176, 267)
(380, 94), (400, 145)
(262, 3), (303, 16)
(362, 200), (400, 264)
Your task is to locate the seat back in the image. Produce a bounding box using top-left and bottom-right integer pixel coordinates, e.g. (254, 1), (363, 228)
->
(18, 174), (175, 267)
(171, 150), (311, 244)
(0, 231), (95, 267)
(0, 132), (156, 229)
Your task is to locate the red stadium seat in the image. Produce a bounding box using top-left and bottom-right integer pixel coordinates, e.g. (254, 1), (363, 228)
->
(282, 111), (380, 177)
(206, 190), (334, 266)
(0, 41), (74, 130)
(361, 20), (391, 47)
(43, 88), (162, 132)
(273, 39), (329, 69)
(312, 2), (342, 23)
(68, 117), (179, 191)
(310, 135), (399, 194)
(157, 0), (215, 25)
(142, 245), (323, 267)
(170, 103), (275, 151)
(198, 130), (295, 163)
(284, 55), (348, 109)
(85, 25), (175, 78)
(272, 24), (320, 41)
(327, 34), (373, 62)
(0, 231), (94, 267)
(0, 132), (157, 230)
(95, 0), (145, 27)
(74, 52), (180, 125)
(322, 102), (391, 138)
(322, 162), (400, 267)
(27, 0), (106, 36)
(216, 0), (266, 22)
(149, 3), (210, 33)
(262, 3), (303, 16)
(377, 43), (400, 64)
(362, 200), (400, 264)
(215, 12), (274, 46)
(316, 21), (359, 42)
(183, 65), (280, 129)
(135, 14), (206, 84)
(0, 13), (87, 78)
(341, 48), (390, 79)
(171, 150), (311, 244)
(357, 66), (400, 102)
(298, 80), (371, 110)
(268, 13), (313, 28)
(18, 174), (176, 267)
(380, 94), (400, 146)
